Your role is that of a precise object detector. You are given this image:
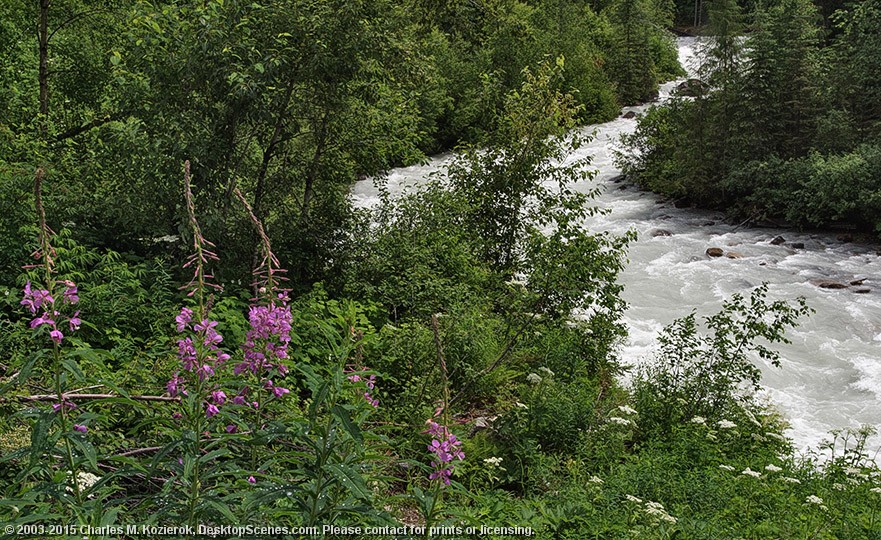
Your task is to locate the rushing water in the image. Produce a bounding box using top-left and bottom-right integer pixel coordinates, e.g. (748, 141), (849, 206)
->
(352, 38), (881, 453)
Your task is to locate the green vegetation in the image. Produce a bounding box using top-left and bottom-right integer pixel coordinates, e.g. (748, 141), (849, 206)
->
(620, 0), (881, 236)
(1, 0), (879, 538)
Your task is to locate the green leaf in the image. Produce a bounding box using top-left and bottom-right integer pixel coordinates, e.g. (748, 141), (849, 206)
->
(331, 404), (362, 443)
(323, 463), (371, 501)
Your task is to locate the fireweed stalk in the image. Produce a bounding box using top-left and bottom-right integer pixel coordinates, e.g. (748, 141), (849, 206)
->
(170, 161), (229, 526)
(420, 314), (464, 530)
(21, 168), (86, 507)
(232, 188), (293, 472)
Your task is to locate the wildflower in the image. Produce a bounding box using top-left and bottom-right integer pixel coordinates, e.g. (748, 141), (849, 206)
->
(690, 416), (706, 425)
(766, 432), (786, 441)
(719, 464), (735, 471)
(625, 495), (643, 504)
(870, 487), (881, 494)
(52, 401), (76, 412)
(538, 367), (555, 377)
(514, 402), (528, 409)
(425, 419), (465, 485)
(68, 311), (81, 331)
(205, 403), (219, 418)
(248, 476), (256, 484)
(718, 420), (737, 429)
(175, 307), (193, 332)
(782, 477), (801, 484)
(484, 457), (503, 467)
(589, 475), (604, 484)
(49, 329), (64, 344)
(608, 417), (631, 426)
(765, 464), (782, 472)
(832, 483), (845, 491)
(805, 495), (824, 505)
(845, 466), (861, 476)
(66, 471), (100, 493)
(210, 390), (226, 405)
(526, 373), (542, 384)
(61, 281), (79, 304)
(617, 405), (638, 415)
(226, 424), (237, 434)
(166, 373), (184, 397)
(741, 468), (761, 478)
(73, 424), (88, 433)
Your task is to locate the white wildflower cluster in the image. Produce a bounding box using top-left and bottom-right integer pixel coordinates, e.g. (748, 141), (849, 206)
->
(765, 432), (786, 442)
(643, 501), (677, 524)
(781, 476), (801, 484)
(617, 405), (638, 416)
(719, 464), (736, 472)
(717, 420), (737, 429)
(483, 457), (503, 467)
(625, 495), (643, 504)
(515, 402), (528, 409)
(805, 495), (827, 510)
(690, 416), (706, 425)
(764, 464), (782, 473)
(870, 487), (881, 494)
(588, 475), (604, 484)
(65, 471), (101, 495)
(538, 367), (555, 378)
(741, 468), (762, 478)
(526, 373), (543, 385)
(832, 483), (846, 491)
(608, 417), (632, 427)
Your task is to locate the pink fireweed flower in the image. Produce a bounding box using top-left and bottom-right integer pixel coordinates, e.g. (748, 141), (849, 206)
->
(346, 365), (379, 407)
(167, 372), (185, 397)
(175, 307), (193, 332)
(206, 403), (220, 418)
(61, 281), (78, 304)
(49, 329), (63, 344)
(210, 390), (227, 405)
(52, 401), (76, 413)
(226, 424), (237, 433)
(248, 476), (256, 484)
(272, 386), (289, 398)
(69, 311), (81, 331)
(73, 424), (88, 433)
(424, 419), (464, 485)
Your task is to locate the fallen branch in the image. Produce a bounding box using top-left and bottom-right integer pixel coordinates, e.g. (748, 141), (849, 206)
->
(7, 393), (178, 403)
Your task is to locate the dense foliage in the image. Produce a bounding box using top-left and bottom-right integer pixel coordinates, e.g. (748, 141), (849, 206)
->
(620, 0), (881, 236)
(1, 0), (879, 538)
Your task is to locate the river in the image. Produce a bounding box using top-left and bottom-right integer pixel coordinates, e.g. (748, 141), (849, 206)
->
(351, 38), (881, 454)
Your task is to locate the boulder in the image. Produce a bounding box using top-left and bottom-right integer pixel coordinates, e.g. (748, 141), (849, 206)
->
(810, 279), (848, 289)
(837, 233), (854, 243)
(854, 288), (871, 294)
(850, 276), (867, 286)
(706, 247), (724, 258)
(651, 229), (673, 237)
(674, 78), (706, 97)
(726, 251), (743, 259)
(790, 242), (805, 249)
(769, 235), (786, 246)
(622, 111), (637, 119)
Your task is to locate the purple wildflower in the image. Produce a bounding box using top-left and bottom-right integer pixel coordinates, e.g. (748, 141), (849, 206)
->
(425, 419), (464, 485)
(175, 307), (193, 332)
(73, 424), (88, 433)
(211, 390), (227, 405)
(206, 403), (219, 418)
(247, 476), (256, 484)
(226, 424), (237, 433)
(50, 329), (63, 344)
